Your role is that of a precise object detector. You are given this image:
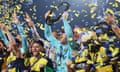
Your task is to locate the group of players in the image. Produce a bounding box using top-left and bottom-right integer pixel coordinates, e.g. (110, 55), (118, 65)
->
(0, 9), (120, 72)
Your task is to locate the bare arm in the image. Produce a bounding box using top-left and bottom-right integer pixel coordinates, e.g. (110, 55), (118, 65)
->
(3, 25), (16, 45)
(0, 23), (9, 46)
(25, 13), (50, 47)
(13, 12), (28, 54)
(110, 23), (120, 39)
(104, 13), (120, 39)
(25, 13), (40, 39)
(62, 12), (73, 39)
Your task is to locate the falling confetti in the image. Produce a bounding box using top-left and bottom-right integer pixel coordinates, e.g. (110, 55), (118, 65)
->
(75, 13), (80, 17)
(106, 8), (114, 14)
(0, 0), (119, 38)
(91, 13), (96, 19)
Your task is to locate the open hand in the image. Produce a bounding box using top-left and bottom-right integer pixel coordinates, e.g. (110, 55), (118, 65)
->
(25, 13), (34, 27)
(62, 12), (69, 19)
(104, 13), (115, 25)
(25, 13), (32, 22)
(12, 12), (19, 24)
(45, 10), (51, 19)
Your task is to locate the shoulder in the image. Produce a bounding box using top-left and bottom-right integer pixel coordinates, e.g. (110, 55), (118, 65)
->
(29, 57), (37, 62)
(39, 57), (48, 65)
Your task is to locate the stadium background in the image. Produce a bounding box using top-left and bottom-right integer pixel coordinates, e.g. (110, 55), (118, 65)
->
(0, 0), (120, 39)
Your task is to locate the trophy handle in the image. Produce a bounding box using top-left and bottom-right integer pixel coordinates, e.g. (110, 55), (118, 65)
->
(46, 2), (70, 25)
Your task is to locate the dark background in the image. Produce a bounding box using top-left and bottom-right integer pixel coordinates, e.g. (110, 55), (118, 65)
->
(0, 0), (120, 39)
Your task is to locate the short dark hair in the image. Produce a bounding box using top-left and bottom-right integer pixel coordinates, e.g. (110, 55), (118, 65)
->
(33, 39), (44, 47)
(15, 38), (21, 47)
(33, 39), (46, 53)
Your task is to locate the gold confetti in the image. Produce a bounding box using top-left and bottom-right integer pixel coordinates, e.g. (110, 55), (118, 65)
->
(90, 7), (96, 14)
(40, 24), (44, 30)
(24, 30), (29, 33)
(73, 10), (76, 13)
(37, 23), (41, 26)
(81, 10), (87, 13)
(118, 13), (120, 16)
(88, 3), (93, 7)
(109, 2), (113, 5)
(68, 37), (73, 41)
(16, 4), (22, 10)
(91, 13), (96, 19)
(116, 0), (120, 2)
(26, 27), (30, 31)
(33, 5), (36, 12)
(0, 5), (3, 9)
(20, 0), (24, 2)
(90, 9), (94, 14)
(106, 8), (114, 14)
(75, 13), (80, 17)
(50, 5), (57, 8)
(4, 13), (9, 19)
(48, 14), (54, 17)
(7, 25), (12, 30)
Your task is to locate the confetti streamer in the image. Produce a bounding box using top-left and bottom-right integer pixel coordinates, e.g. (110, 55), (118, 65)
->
(114, 2), (119, 7)
(109, 2), (113, 5)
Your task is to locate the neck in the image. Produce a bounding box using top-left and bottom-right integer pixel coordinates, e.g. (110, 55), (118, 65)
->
(62, 41), (67, 45)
